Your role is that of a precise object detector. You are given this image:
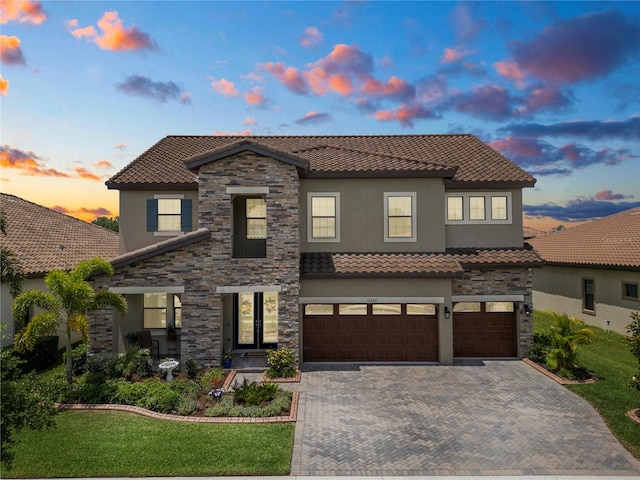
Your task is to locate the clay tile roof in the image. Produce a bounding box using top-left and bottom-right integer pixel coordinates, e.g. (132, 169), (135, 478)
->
(300, 252), (464, 278)
(300, 247), (542, 278)
(528, 207), (640, 269)
(106, 134), (535, 188)
(1, 193), (120, 276)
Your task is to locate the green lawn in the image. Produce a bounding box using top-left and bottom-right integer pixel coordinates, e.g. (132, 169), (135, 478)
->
(2, 410), (294, 478)
(534, 310), (640, 458)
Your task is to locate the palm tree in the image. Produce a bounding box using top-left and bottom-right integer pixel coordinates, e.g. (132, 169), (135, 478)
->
(12, 257), (127, 387)
(545, 311), (595, 373)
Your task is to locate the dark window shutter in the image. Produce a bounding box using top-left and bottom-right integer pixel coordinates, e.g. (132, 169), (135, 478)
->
(181, 199), (192, 231)
(146, 199), (158, 232)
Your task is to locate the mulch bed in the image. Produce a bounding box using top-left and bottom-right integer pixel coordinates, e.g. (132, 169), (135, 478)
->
(522, 358), (597, 385)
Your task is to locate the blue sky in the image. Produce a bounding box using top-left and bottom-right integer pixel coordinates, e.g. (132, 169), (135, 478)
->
(1, 1), (639, 230)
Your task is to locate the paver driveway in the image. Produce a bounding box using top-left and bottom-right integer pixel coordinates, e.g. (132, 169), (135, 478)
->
(288, 361), (640, 476)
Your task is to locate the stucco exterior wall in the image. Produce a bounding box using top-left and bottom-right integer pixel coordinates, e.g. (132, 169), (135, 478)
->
(300, 178), (446, 253)
(118, 189), (199, 254)
(445, 189), (524, 248)
(533, 265), (639, 335)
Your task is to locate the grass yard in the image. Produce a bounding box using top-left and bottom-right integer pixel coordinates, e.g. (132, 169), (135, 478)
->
(534, 310), (640, 459)
(2, 410), (295, 478)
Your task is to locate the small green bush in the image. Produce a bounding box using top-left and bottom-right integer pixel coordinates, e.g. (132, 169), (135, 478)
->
(527, 333), (551, 364)
(69, 373), (118, 404)
(233, 379), (279, 406)
(114, 378), (181, 413)
(206, 390), (291, 418)
(184, 357), (200, 379)
(17, 336), (58, 372)
(265, 348), (296, 378)
(199, 368), (225, 391)
(63, 343), (88, 376)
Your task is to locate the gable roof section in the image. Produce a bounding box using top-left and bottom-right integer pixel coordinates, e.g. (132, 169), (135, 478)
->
(0, 193), (120, 277)
(106, 134), (535, 189)
(527, 207), (640, 269)
(301, 247), (542, 278)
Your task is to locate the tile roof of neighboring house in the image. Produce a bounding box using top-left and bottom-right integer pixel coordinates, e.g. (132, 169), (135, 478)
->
(0, 193), (120, 277)
(527, 207), (640, 269)
(106, 134), (535, 189)
(301, 247), (543, 278)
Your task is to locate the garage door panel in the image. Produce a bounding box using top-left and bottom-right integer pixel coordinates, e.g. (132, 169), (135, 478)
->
(453, 306), (517, 358)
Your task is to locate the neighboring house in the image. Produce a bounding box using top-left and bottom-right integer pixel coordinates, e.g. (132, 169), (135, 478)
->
(89, 135), (542, 365)
(0, 193), (120, 347)
(528, 207), (640, 335)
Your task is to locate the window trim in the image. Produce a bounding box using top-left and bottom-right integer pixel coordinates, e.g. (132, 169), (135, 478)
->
(445, 192), (512, 225)
(307, 192), (340, 243)
(384, 192), (417, 242)
(622, 281), (639, 301)
(149, 194), (192, 236)
(582, 277), (595, 315)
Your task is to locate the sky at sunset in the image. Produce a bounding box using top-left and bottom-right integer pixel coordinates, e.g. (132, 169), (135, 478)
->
(1, 1), (639, 231)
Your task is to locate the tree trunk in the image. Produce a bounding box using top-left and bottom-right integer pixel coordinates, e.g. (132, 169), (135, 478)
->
(65, 327), (73, 388)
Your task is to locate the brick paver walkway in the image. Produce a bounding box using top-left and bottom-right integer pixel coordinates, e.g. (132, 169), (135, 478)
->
(287, 361), (640, 476)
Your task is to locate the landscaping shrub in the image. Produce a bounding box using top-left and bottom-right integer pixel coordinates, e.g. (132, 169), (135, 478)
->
(545, 311), (595, 378)
(17, 336), (58, 372)
(233, 379), (279, 406)
(185, 357), (200, 379)
(114, 378), (181, 413)
(134, 350), (154, 378)
(265, 347), (296, 378)
(527, 332), (551, 364)
(63, 343), (87, 376)
(206, 390), (291, 418)
(627, 307), (640, 391)
(69, 373), (118, 404)
(199, 368), (225, 391)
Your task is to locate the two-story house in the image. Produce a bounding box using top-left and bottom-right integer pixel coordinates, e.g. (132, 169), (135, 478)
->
(88, 135), (542, 365)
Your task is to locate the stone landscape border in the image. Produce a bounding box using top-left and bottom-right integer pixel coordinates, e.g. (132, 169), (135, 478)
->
(55, 370), (298, 423)
(522, 357), (597, 385)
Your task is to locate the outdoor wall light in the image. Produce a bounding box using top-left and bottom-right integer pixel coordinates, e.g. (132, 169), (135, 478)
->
(523, 304), (531, 315)
(444, 306), (451, 319)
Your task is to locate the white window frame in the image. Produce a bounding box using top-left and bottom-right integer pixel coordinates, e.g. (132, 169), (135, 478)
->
(154, 193), (185, 236)
(307, 192), (340, 243)
(445, 192), (512, 225)
(384, 192), (417, 242)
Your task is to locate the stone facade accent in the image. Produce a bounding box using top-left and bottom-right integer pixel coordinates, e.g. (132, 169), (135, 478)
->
(89, 152), (300, 367)
(452, 267), (534, 357)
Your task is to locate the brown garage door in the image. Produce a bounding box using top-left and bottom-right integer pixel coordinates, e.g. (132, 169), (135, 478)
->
(303, 303), (438, 362)
(453, 302), (517, 357)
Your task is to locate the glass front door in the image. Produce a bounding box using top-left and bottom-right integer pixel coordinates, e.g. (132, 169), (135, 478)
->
(235, 292), (278, 350)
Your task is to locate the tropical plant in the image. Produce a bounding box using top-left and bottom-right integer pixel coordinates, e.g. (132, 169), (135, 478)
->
(12, 257), (127, 388)
(627, 306), (640, 392)
(545, 311), (595, 375)
(0, 207), (26, 298)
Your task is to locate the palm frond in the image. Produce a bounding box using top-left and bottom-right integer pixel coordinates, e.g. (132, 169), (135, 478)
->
(12, 291), (59, 324)
(13, 312), (60, 352)
(91, 291), (128, 317)
(72, 257), (114, 281)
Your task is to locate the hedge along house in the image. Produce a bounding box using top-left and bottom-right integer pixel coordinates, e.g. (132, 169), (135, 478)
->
(88, 135), (542, 366)
(528, 207), (640, 335)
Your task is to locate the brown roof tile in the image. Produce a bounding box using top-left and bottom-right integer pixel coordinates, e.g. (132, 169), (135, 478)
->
(1, 193), (120, 276)
(301, 247), (542, 278)
(528, 207), (640, 268)
(107, 134), (535, 188)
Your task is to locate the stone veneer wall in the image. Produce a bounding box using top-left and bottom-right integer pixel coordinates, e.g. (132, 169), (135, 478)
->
(90, 152), (300, 367)
(452, 268), (534, 358)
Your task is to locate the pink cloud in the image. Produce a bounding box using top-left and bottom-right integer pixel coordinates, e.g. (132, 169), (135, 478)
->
(260, 62), (307, 94)
(114, 143), (126, 150)
(74, 166), (102, 181)
(360, 76), (415, 101)
(211, 78), (239, 96)
(490, 136), (546, 159)
(212, 130), (252, 136)
(0, 35), (25, 65)
(299, 26), (323, 47)
(0, 144), (70, 177)
(508, 10), (640, 84)
(453, 85), (513, 120)
(244, 87), (265, 105)
(374, 103), (434, 127)
(595, 190), (631, 201)
(493, 59), (526, 89)
(519, 87), (571, 115)
(94, 160), (113, 169)
(243, 117), (257, 125)
(440, 47), (465, 64)
(0, 1), (47, 25)
(51, 205), (71, 214)
(295, 111), (331, 125)
(0, 74), (8, 96)
(69, 11), (156, 51)
(80, 206), (112, 216)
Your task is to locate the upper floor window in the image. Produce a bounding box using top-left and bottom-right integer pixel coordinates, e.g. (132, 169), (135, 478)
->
(308, 193), (340, 243)
(233, 196), (266, 258)
(384, 192), (416, 242)
(622, 282), (638, 301)
(445, 192), (512, 225)
(147, 195), (192, 235)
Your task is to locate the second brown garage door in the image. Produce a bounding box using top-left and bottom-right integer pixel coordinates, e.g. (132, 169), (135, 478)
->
(453, 301), (517, 357)
(303, 303), (439, 362)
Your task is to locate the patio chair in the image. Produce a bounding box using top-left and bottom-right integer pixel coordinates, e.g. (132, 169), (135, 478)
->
(137, 330), (159, 358)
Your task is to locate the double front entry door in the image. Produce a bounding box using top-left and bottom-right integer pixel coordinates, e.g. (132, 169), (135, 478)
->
(234, 292), (278, 350)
